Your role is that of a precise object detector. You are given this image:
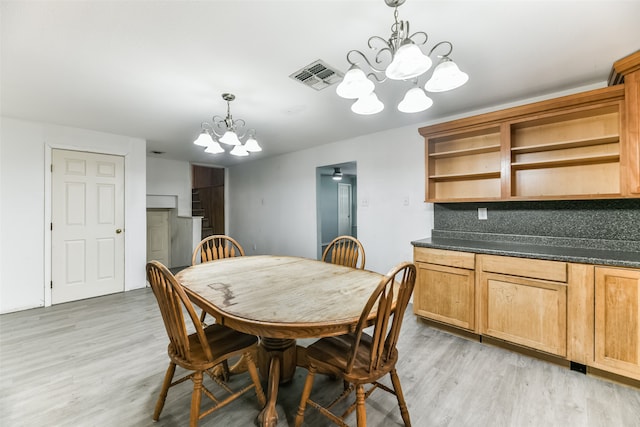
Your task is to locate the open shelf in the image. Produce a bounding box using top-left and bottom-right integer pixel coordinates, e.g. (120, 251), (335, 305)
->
(511, 154), (620, 170)
(429, 171), (501, 182)
(429, 144), (501, 159)
(510, 135), (619, 154)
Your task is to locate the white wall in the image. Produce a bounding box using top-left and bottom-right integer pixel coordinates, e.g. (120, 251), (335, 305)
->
(228, 124), (433, 275)
(146, 156), (192, 216)
(0, 117), (147, 313)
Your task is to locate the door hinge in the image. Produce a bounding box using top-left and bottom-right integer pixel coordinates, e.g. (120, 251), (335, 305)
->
(51, 164), (53, 172)
(50, 222), (53, 231)
(50, 281), (53, 289)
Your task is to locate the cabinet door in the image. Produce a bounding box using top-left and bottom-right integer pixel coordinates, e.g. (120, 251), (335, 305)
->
(480, 273), (567, 356)
(594, 267), (640, 379)
(414, 262), (475, 331)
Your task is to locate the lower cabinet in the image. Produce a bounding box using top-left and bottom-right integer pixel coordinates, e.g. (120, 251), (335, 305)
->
(593, 266), (640, 379)
(413, 248), (475, 331)
(413, 247), (640, 382)
(478, 255), (568, 357)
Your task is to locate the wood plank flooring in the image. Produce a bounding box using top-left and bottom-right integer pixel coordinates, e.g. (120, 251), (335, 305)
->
(1, 288), (639, 426)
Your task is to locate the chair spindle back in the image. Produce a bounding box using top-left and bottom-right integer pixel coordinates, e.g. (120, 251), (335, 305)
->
(322, 235), (366, 269)
(146, 261), (213, 362)
(347, 262), (416, 374)
(192, 235), (245, 266)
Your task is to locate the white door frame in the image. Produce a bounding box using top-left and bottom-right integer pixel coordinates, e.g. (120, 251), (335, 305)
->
(44, 144), (129, 307)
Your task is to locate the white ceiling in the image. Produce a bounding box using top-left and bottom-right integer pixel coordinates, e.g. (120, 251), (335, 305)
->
(2, 1), (639, 167)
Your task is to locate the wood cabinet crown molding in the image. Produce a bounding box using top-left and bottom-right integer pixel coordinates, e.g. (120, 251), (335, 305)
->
(609, 50), (640, 86)
(419, 85), (625, 138)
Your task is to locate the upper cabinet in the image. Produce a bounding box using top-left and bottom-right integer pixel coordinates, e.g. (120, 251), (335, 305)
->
(420, 51), (640, 203)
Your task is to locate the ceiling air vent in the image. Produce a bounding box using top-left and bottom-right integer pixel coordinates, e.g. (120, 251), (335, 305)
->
(289, 60), (344, 91)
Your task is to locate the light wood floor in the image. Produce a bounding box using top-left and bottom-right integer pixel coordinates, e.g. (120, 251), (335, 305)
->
(1, 288), (639, 427)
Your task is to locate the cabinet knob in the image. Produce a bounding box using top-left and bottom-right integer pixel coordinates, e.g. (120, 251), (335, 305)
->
(116, 228), (123, 234)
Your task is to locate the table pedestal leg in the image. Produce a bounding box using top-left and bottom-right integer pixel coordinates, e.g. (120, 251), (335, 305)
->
(256, 338), (297, 427)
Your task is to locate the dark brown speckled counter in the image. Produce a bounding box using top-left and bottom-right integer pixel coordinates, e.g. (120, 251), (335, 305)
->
(411, 237), (640, 269)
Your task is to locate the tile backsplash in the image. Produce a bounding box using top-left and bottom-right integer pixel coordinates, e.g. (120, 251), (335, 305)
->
(434, 199), (640, 250)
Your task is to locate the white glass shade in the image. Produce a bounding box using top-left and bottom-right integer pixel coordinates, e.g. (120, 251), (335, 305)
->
(398, 87), (433, 113)
(424, 59), (469, 92)
(336, 65), (375, 99)
(230, 144), (249, 156)
(204, 140), (225, 154)
(385, 42), (432, 80)
(219, 130), (242, 146)
(351, 92), (384, 115)
(244, 136), (262, 152)
(193, 131), (214, 147)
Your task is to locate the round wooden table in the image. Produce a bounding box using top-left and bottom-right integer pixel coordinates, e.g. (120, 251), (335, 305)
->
(176, 255), (384, 427)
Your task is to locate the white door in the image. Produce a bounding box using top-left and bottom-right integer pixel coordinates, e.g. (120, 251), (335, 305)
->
(147, 210), (170, 267)
(51, 149), (125, 304)
(338, 183), (352, 236)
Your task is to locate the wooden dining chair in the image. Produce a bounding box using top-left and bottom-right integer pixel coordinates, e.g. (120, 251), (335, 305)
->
(294, 261), (416, 427)
(322, 235), (366, 269)
(191, 234), (245, 266)
(146, 260), (266, 427)
(192, 235), (245, 323)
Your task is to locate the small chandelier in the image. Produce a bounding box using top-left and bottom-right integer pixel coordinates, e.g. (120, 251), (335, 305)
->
(336, 0), (468, 115)
(193, 93), (262, 157)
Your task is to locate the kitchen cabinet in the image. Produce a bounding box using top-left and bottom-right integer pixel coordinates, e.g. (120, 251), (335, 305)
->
(420, 86), (632, 202)
(413, 246), (640, 382)
(478, 255), (568, 357)
(611, 50), (640, 195)
(420, 50), (640, 203)
(413, 247), (476, 331)
(593, 266), (640, 379)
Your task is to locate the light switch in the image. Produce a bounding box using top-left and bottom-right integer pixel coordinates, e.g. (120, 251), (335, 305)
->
(478, 207), (488, 220)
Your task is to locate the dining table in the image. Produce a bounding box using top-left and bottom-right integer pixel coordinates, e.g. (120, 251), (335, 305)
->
(176, 254), (385, 427)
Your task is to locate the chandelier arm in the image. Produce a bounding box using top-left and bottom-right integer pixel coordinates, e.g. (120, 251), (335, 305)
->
(237, 127), (256, 140)
(201, 121), (221, 138)
(408, 31), (429, 46)
(211, 115), (230, 137)
(346, 49), (386, 74)
(366, 72), (386, 83)
(368, 35), (395, 65)
(428, 41), (454, 58)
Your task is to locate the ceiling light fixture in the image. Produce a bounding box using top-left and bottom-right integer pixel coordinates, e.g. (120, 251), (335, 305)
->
(193, 93), (262, 157)
(336, 0), (468, 115)
(332, 167), (343, 181)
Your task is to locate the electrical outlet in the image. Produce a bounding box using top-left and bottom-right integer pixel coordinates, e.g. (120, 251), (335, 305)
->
(478, 207), (488, 220)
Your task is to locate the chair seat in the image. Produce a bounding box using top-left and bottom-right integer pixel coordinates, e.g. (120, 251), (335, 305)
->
(306, 333), (398, 384)
(168, 324), (259, 370)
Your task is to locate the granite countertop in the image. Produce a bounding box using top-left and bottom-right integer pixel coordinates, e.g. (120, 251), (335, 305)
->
(411, 236), (640, 269)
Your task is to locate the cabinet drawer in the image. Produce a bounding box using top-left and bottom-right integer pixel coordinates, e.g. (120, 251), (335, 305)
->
(414, 247), (475, 269)
(480, 254), (567, 283)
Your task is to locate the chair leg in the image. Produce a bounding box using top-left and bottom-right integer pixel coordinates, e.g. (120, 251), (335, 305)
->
(390, 369), (411, 427)
(153, 362), (176, 421)
(190, 371), (203, 427)
(355, 384), (367, 427)
(294, 366), (317, 427)
(245, 351), (266, 406)
(199, 309), (207, 325)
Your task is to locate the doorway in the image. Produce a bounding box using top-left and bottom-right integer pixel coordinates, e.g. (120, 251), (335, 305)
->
(51, 149), (125, 304)
(146, 209), (171, 267)
(192, 165), (225, 239)
(316, 162), (357, 259)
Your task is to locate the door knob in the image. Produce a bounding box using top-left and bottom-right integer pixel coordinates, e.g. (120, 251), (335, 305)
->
(116, 228), (123, 234)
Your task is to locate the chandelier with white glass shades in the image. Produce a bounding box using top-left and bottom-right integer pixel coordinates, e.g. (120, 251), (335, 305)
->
(193, 93), (262, 157)
(336, 0), (468, 115)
